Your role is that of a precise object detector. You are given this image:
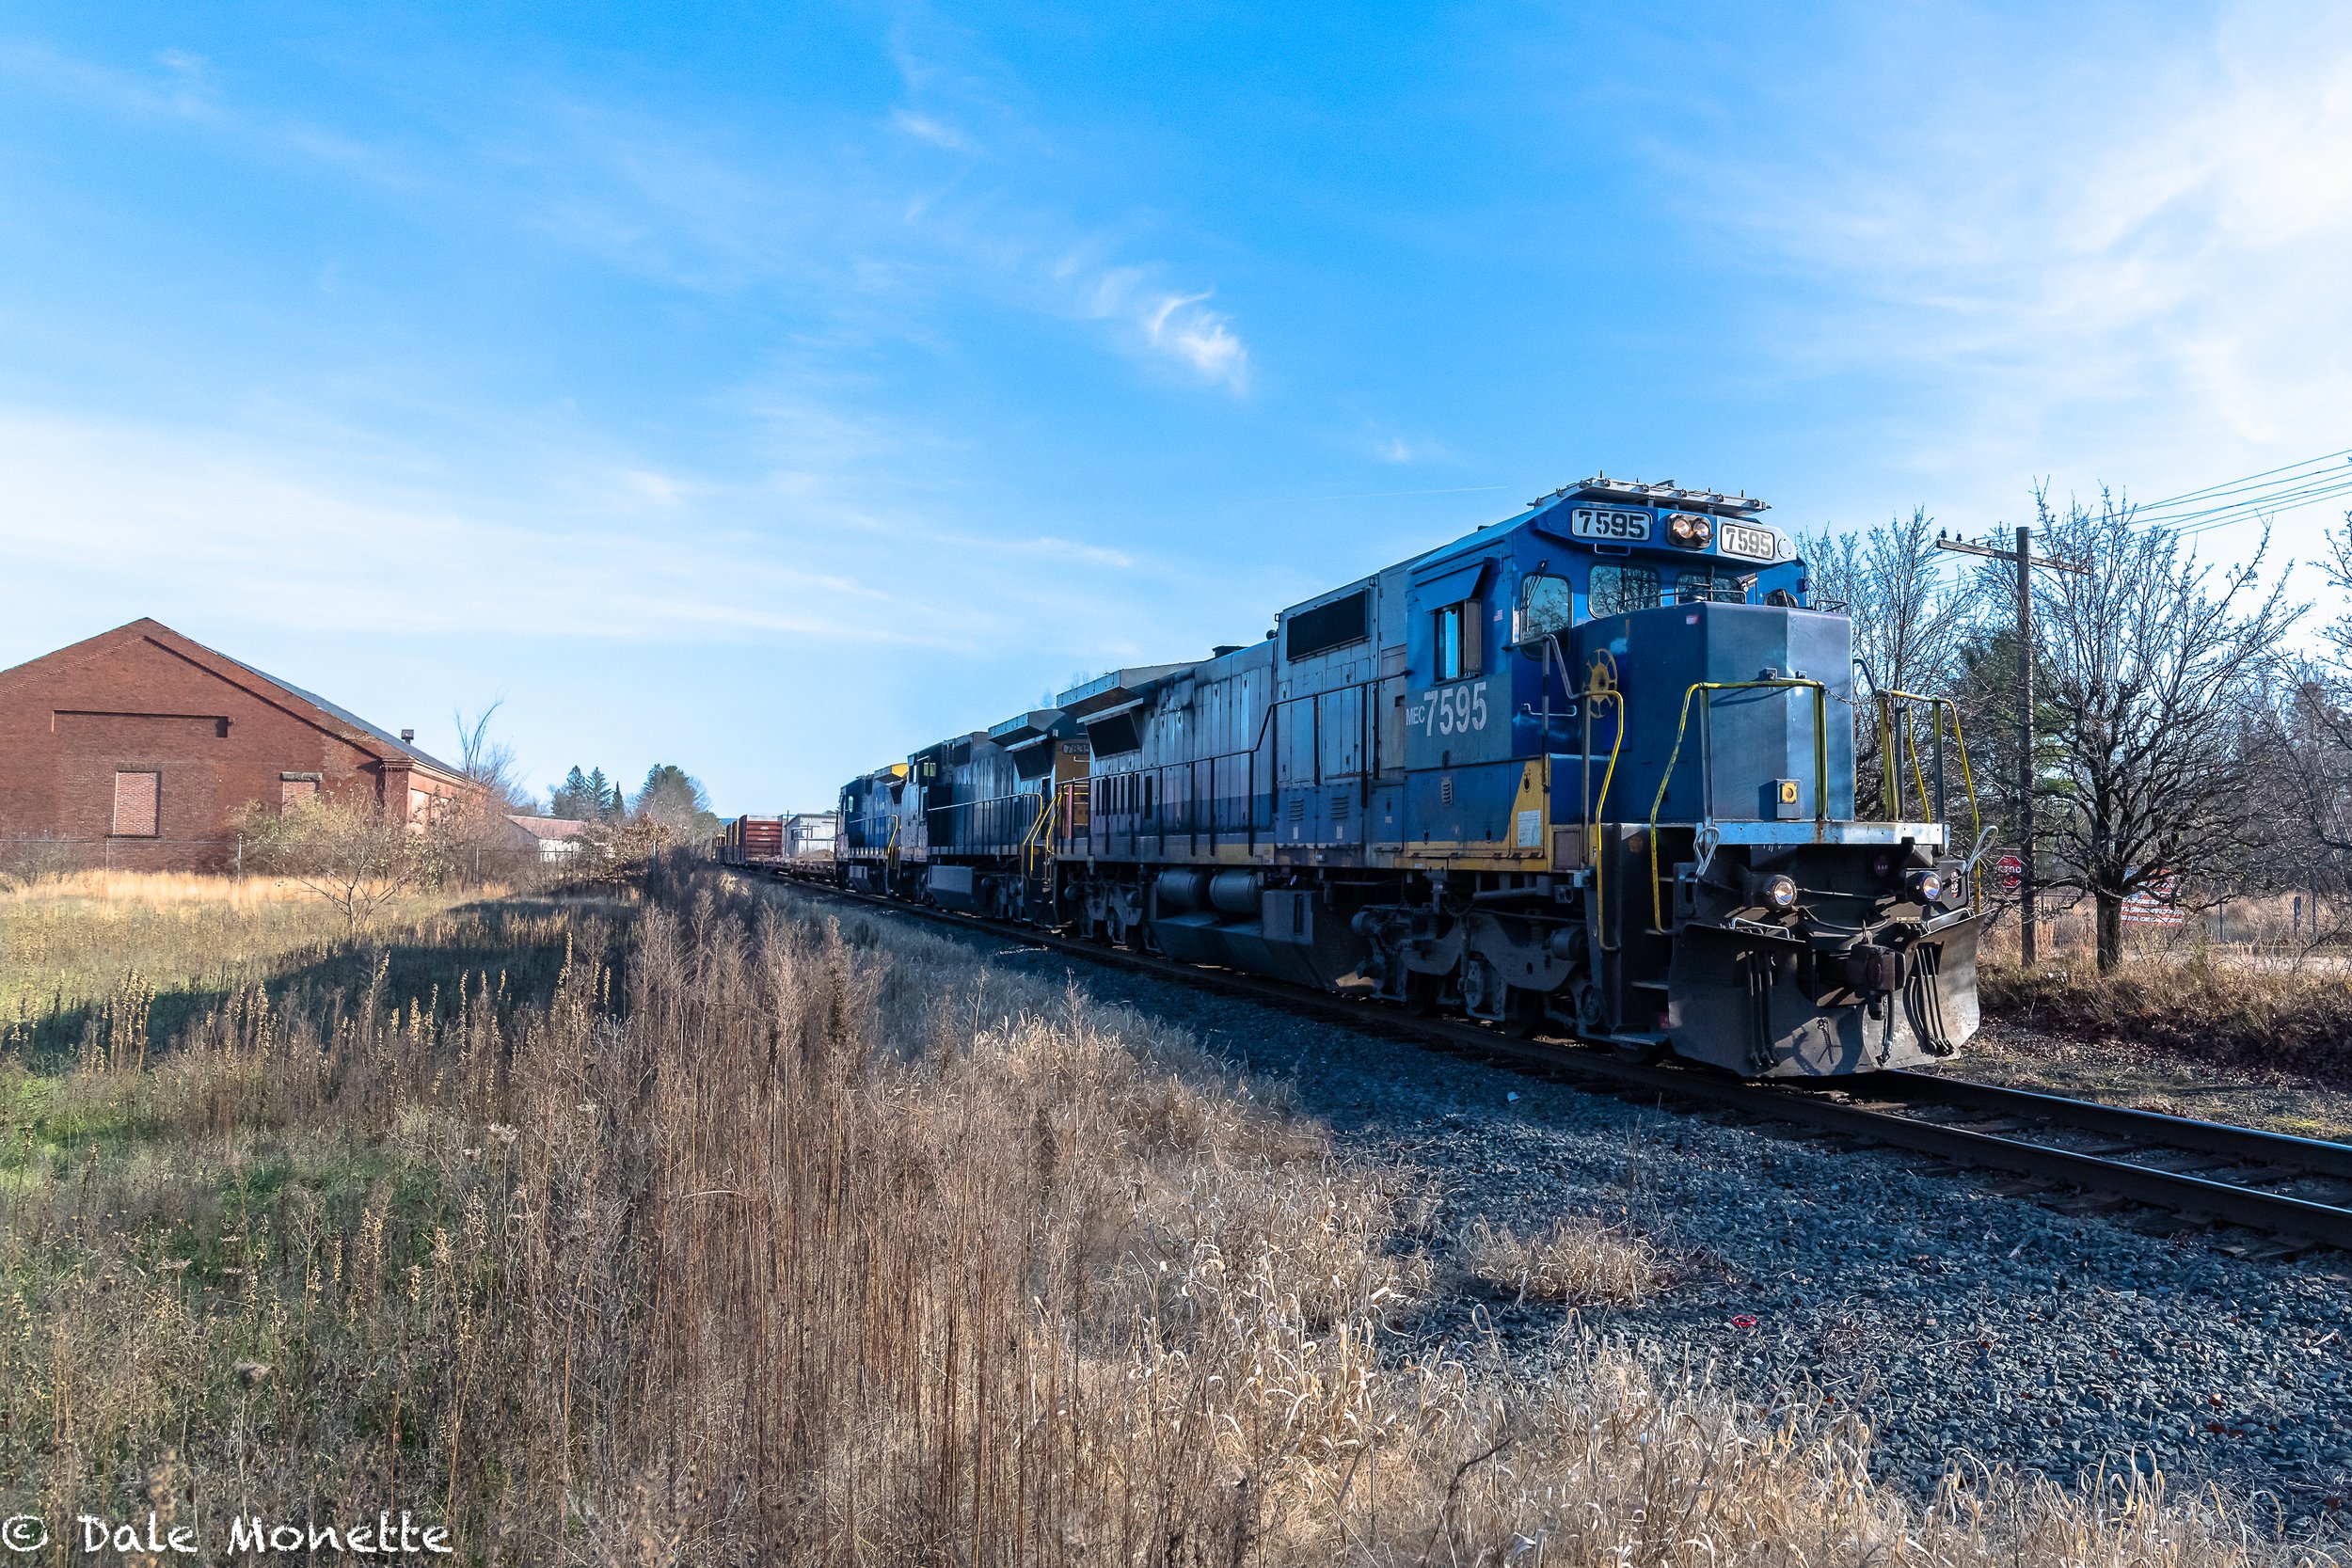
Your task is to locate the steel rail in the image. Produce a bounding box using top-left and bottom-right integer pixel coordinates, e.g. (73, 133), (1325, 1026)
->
(767, 874), (2352, 1252)
(1867, 1071), (2352, 1182)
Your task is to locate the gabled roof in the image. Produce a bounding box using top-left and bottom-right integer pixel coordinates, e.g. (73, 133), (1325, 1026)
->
(0, 618), (469, 785)
(220, 652), (464, 775)
(508, 815), (590, 840)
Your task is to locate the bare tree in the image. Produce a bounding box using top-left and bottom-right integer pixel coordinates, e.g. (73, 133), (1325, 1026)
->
(2322, 510), (2352, 664)
(454, 701), (526, 811)
(2030, 489), (2301, 969)
(2252, 513), (2352, 931)
(632, 764), (718, 841)
(428, 702), (545, 886)
(1803, 507), (1980, 815)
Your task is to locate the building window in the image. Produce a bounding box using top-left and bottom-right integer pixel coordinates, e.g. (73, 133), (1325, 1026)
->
(1589, 564), (1662, 618)
(281, 774), (322, 810)
(112, 770), (160, 837)
(1433, 599), (1483, 682)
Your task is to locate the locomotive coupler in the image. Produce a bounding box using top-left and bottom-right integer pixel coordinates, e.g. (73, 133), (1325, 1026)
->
(1838, 942), (1902, 1017)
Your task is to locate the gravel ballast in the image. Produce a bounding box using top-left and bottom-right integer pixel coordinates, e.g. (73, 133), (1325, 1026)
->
(821, 895), (2352, 1534)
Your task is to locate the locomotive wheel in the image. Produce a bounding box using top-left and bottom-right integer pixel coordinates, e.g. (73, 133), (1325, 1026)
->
(1499, 986), (1547, 1038)
(1458, 955), (1507, 1022)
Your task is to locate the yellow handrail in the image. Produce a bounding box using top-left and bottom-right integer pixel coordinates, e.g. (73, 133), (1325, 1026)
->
(1873, 695), (1931, 821)
(1873, 689), (1985, 907)
(1646, 679), (1829, 931)
(1581, 655), (1627, 953)
(1018, 787), (1056, 878)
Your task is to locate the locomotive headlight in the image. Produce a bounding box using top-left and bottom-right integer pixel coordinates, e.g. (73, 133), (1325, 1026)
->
(1906, 869), (1944, 907)
(1665, 513), (1714, 546)
(1760, 874), (1798, 911)
(1869, 850), (1894, 879)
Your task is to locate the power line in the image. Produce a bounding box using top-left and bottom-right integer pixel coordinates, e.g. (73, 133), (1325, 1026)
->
(2175, 472), (2352, 537)
(2121, 447), (2352, 538)
(2134, 445), (2352, 514)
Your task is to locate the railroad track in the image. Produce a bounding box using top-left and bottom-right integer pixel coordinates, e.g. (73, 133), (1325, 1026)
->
(772, 874), (2352, 1256)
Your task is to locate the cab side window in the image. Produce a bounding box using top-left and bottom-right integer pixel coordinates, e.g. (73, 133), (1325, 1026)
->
(1433, 598), (1483, 681)
(1517, 574), (1574, 641)
(1588, 564), (1661, 618)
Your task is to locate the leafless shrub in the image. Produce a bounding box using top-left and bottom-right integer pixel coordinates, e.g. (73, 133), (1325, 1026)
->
(0, 831), (82, 890)
(230, 795), (431, 936)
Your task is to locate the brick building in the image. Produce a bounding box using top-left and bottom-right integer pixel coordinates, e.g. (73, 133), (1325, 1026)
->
(0, 618), (472, 874)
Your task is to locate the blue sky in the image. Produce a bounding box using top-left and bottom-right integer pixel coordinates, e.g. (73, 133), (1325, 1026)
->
(3, 3), (2349, 812)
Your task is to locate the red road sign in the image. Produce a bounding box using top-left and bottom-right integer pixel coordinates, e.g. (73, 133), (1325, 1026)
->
(1994, 851), (2024, 894)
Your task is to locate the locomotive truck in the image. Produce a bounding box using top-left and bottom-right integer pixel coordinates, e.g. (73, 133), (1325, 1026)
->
(827, 477), (1985, 1077)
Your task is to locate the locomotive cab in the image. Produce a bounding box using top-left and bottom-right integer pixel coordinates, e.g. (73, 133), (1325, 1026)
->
(1357, 477), (1982, 1073)
(1551, 595), (1978, 1073)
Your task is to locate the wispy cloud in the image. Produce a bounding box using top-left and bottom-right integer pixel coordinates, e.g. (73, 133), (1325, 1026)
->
(0, 38), (225, 124)
(1687, 6), (2352, 522)
(1062, 266), (1250, 392)
(0, 409), (1166, 657)
(1362, 426), (1451, 466)
(889, 107), (974, 152)
(4, 26), (1256, 399)
(880, 14), (1255, 392)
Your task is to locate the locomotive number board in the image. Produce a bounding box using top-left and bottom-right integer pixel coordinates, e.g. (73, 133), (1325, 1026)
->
(1568, 506), (1650, 542)
(1719, 521), (1779, 560)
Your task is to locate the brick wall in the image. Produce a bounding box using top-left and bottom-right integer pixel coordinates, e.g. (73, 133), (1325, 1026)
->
(0, 621), (466, 874)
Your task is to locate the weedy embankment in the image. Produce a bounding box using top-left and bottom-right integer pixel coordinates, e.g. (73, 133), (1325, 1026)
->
(0, 864), (2318, 1564)
(1981, 956), (2352, 1085)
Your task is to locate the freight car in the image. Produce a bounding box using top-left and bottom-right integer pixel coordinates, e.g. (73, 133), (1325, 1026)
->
(784, 811), (840, 867)
(716, 812), (842, 874)
(832, 477), (1985, 1078)
(715, 815), (785, 869)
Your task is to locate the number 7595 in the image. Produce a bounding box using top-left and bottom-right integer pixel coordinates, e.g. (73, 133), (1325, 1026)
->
(1422, 683), (1486, 736)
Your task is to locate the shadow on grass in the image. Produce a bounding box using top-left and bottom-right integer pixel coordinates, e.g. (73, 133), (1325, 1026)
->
(3, 892), (636, 1071)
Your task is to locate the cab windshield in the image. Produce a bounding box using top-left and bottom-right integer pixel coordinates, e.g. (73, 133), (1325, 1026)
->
(1588, 563), (1661, 617)
(1674, 565), (1754, 605)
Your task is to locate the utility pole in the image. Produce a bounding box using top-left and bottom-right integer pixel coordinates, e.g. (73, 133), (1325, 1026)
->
(1934, 525), (2086, 963)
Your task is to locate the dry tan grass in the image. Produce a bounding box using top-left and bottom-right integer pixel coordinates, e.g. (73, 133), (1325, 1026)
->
(0, 869), (511, 907)
(0, 863), (2325, 1565)
(1982, 953), (2352, 1085)
(1459, 1214), (1664, 1305)
(0, 874), (508, 1058)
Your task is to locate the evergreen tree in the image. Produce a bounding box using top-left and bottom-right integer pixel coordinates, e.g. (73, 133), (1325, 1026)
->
(586, 768), (621, 820)
(549, 766), (596, 820)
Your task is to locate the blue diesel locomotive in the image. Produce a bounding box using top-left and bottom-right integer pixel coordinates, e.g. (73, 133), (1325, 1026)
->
(834, 477), (1983, 1077)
